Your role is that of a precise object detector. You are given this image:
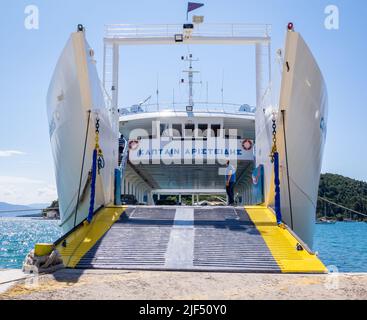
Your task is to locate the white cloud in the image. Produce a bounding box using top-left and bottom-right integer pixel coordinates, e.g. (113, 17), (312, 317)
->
(0, 150), (26, 157)
(0, 176), (57, 205)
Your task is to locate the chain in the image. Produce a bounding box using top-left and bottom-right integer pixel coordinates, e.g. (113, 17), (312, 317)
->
(95, 118), (100, 133)
(270, 112), (277, 163)
(95, 118), (105, 174)
(95, 119), (100, 149)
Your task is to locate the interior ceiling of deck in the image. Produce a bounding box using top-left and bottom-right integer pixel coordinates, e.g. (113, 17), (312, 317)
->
(127, 161), (254, 190)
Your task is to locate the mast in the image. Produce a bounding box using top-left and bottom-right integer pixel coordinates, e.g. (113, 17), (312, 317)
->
(181, 54), (200, 109)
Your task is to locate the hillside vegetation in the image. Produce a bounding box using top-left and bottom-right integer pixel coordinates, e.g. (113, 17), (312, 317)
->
(317, 173), (367, 219)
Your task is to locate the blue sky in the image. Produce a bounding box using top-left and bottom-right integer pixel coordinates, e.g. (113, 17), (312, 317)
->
(0, 0), (366, 204)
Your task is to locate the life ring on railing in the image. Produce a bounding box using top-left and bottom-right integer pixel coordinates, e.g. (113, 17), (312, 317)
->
(128, 140), (139, 150)
(242, 139), (253, 151)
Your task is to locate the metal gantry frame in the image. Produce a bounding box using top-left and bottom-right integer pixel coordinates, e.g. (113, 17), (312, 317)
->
(103, 23), (272, 204)
(103, 23), (272, 113)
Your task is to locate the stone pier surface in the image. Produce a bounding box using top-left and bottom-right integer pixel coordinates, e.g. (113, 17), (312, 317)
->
(1, 269), (367, 300)
(0, 269), (35, 295)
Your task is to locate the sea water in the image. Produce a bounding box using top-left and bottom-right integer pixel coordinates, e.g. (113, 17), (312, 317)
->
(313, 221), (367, 272)
(0, 218), (62, 269)
(0, 218), (366, 272)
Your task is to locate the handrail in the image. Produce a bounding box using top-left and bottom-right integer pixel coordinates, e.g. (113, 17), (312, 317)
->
(119, 102), (256, 116)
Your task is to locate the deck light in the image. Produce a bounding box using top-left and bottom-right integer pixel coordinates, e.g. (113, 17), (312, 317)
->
(183, 23), (194, 30)
(175, 34), (184, 42)
(193, 15), (204, 24)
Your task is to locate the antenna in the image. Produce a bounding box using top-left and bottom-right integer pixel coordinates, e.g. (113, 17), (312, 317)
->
(221, 70), (224, 108)
(139, 95), (151, 106)
(181, 53), (200, 110)
(156, 73), (159, 110)
(206, 81), (209, 105)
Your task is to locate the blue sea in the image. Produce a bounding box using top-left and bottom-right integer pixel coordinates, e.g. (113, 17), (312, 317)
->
(0, 218), (366, 272)
(313, 222), (367, 272)
(0, 218), (62, 269)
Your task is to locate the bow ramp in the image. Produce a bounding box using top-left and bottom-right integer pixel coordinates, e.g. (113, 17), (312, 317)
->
(56, 206), (327, 273)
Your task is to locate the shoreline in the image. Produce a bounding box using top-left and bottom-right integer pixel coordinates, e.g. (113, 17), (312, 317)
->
(1, 269), (367, 300)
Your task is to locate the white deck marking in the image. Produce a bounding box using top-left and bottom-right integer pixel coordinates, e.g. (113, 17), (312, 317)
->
(165, 207), (194, 269)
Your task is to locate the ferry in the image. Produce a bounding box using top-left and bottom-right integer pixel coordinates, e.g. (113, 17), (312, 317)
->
(45, 20), (328, 273)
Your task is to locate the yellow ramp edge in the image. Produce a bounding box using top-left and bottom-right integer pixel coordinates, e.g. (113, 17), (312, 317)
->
(245, 206), (328, 274)
(56, 205), (127, 268)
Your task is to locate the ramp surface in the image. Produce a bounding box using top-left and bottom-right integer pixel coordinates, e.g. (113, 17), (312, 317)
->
(77, 206), (290, 272)
(56, 206), (127, 268)
(246, 206), (327, 273)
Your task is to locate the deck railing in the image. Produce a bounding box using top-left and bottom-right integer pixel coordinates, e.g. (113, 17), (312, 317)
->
(119, 102), (256, 116)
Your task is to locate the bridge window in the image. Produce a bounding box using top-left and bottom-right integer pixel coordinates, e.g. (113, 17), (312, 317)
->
(184, 124), (195, 138)
(160, 123), (169, 137)
(211, 124), (221, 137)
(197, 124), (208, 138)
(172, 124), (182, 138)
(225, 129), (240, 139)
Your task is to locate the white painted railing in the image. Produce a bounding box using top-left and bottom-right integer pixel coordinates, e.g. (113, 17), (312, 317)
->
(105, 23), (271, 39)
(118, 102), (256, 116)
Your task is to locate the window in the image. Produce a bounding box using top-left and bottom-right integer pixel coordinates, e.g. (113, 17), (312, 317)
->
(211, 124), (221, 137)
(184, 124), (195, 138)
(225, 129), (239, 139)
(172, 124), (182, 138)
(160, 123), (169, 137)
(197, 124), (208, 138)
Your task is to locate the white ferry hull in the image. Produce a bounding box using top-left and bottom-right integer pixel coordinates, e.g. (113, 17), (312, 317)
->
(277, 31), (328, 248)
(47, 30), (118, 234)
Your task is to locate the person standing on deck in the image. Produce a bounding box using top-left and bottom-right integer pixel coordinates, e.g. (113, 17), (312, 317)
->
(225, 160), (236, 206)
